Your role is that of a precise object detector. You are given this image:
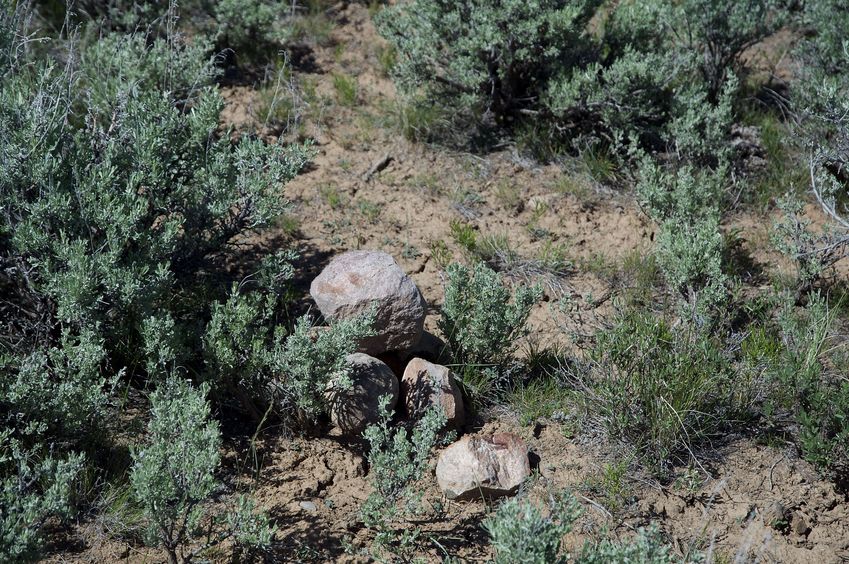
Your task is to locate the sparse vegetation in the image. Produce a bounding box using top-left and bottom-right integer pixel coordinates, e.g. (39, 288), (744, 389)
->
(4, 0), (849, 560)
(131, 377), (273, 563)
(361, 397), (449, 558)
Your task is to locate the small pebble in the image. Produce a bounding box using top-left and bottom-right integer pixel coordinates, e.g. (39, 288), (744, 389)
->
(299, 501), (317, 512)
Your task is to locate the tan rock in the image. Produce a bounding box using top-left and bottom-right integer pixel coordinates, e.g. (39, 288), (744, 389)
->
(310, 251), (427, 355)
(435, 433), (530, 500)
(401, 357), (464, 429)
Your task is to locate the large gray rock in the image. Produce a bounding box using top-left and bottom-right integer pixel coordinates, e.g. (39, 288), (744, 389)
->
(435, 433), (530, 500)
(401, 357), (464, 429)
(328, 353), (399, 435)
(310, 251), (427, 355)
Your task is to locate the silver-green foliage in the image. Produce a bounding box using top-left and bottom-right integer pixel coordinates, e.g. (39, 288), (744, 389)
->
(204, 271), (373, 425)
(771, 193), (846, 294)
(636, 161), (728, 321)
(2, 330), (113, 442)
(799, 0), (849, 75)
(484, 493), (580, 564)
(484, 493), (681, 563)
(794, 32), (849, 276)
(576, 524), (679, 563)
(131, 377), (274, 563)
(131, 378), (222, 561)
(1, 6), (311, 378)
(666, 0), (787, 100)
(213, 0), (288, 62)
(375, 0), (785, 154)
(0, 436), (84, 562)
(376, 0), (601, 122)
(439, 262), (542, 367)
(361, 396), (448, 556)
(273, 312), (374, 425)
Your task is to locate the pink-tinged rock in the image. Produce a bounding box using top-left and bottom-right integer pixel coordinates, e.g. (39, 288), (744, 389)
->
(435, 433), (530, 500)
(310, 251), (427, 355)
(328, 353), (399, 435)
(401, 357), (464, 429)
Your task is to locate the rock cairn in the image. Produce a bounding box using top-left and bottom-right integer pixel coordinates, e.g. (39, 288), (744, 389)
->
(310, 250), (529, 499)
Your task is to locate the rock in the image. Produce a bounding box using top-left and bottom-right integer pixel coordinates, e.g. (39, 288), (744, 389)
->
(401, 358), (464, 429)
(435, 433), (530, 500)
(406, 330), (446, 362)
(328, 353), (399, 435)
(790, 511), (810, 536)
(299, 501), (317, 512)
(762, 501), (786, 529)
(310, 251), (427, 355)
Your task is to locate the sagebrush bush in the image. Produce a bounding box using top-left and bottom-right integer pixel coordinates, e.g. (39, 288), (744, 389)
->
(375, 0), (599, 127)
(636, 161), (729, 321)
(0, 438), (84, 561)
(131, 377), (273, 563)
(771, 193), (846, 296)
(213, 0), (287, 64)
(799, 0), (849, 75)
(361, 396), (448, 558)
(375, 0), (783, 158)
(668, 0), (787, 101)
(0, 4), (313, 557)
(272, 312), (374, 427)
(794, 32), (849, 276)
(485, 492), (683, 563)
(484, 492), (580, 564)
(131, 378), (222, 562)
(439, 262), (541, 368)
(1, 3), (312, 396)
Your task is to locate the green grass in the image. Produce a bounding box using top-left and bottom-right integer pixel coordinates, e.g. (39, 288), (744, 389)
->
(506, 375), (572, 427)
(580, 308), (749, 475)
(494, 180), (522, 212)
(391, 98), (444, 142)
(291, 8), (334, 47)
(429, 239), (452, 270)
(320, 184), (345, 209)
(744, 111), (807, 208)
(375, 44), (397, 77)
(358, 199), (383, 224)
(449, 219), (478, 259)
(581, 459), (633, 514)
(332, 73), (359, 107)
(579, 145), (619, 185)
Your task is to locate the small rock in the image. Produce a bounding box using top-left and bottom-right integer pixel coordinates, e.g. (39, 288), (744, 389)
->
(790, 511), (810, 536)
(762, 500), (786, 529)
(310, 251), (427, 355)
(299, 501), (317, 512)
(435, 433), (530, 500)
(401, 358), (464, 429)
(328, 353), (399, 435)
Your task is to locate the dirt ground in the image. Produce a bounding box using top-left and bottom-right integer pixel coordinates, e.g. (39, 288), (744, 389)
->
(47, 3), (849, 563)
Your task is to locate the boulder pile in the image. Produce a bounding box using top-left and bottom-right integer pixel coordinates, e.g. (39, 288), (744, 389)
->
(310, 250), (529, 500)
